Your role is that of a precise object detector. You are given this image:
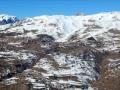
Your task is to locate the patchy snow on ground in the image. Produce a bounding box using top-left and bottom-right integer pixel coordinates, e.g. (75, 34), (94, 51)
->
(33, 52), (99, 89)
(1, 12), (120, 90)
(2, 77), (19, 85)
(0, 50), (37, 62)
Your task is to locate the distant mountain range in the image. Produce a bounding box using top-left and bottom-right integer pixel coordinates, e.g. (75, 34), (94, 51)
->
(0, 14), (18, 25)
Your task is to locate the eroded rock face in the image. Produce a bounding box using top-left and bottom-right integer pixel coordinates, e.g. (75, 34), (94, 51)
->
(0, 32), (102, 90)
(37, 34), (55, 43)
(0, 50), (38, 80)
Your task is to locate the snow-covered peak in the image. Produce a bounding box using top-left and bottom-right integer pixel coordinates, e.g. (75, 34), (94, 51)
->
(1, 12), (120, 48)
(0, 14), (18, 25)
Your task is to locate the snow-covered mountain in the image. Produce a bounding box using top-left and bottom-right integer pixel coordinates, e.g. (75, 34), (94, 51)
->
(0, 14), (18, 25)
(1, 12), (120, 51)
(0, 12), (120, 90)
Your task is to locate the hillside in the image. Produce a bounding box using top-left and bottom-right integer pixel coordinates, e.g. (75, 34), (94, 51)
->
(0, 12), (120, 90)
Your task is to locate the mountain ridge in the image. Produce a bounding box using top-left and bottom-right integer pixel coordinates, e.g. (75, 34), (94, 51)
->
(0, 12), (120, 90)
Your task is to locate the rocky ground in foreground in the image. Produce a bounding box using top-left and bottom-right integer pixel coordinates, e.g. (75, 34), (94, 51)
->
(0, 12), (120, 90)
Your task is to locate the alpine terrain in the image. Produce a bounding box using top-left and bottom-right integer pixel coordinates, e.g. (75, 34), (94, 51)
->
(0, 12), (120, 90)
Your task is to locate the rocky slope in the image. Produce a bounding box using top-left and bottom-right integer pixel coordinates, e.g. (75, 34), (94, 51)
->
(0, 14), (18, 25)
(0, 12), (120, 90)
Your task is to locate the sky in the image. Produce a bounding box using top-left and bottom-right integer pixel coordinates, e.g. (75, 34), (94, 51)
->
(0, 0), (120, 18)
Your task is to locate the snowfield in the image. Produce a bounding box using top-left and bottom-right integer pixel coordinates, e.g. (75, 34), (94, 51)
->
(0, 12), (120, 52)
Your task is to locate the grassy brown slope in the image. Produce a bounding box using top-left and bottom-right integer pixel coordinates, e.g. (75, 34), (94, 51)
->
(94, 52), (120, 90)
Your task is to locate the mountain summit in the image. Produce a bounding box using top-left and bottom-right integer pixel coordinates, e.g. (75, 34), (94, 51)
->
(0, 14), (18, 25)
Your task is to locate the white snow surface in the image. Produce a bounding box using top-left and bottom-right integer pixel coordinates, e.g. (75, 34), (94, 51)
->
(0, 14), (18, 25)
(0, 14), (16, 21)
(0, 12), (120, 52)
(1, 12), (120, 43)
